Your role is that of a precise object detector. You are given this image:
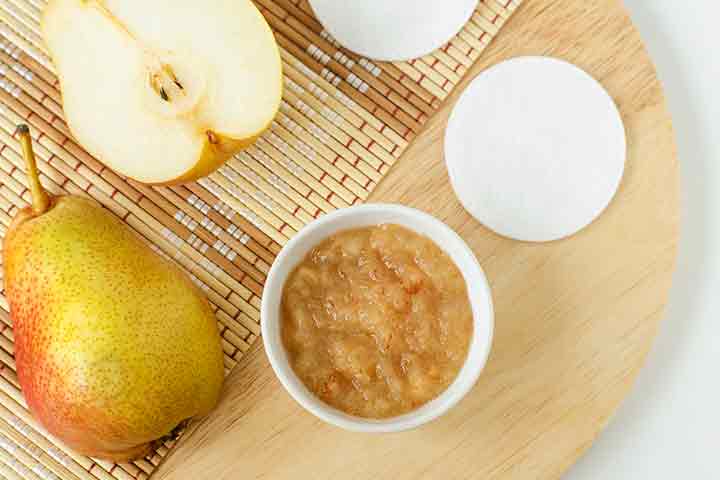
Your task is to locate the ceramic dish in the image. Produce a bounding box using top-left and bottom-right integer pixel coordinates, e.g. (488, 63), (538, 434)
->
(307, 0), (477, 61)
(261, 203), (494, 432)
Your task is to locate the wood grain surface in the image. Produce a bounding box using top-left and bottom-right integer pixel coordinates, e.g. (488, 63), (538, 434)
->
(154, 0), (680, 478)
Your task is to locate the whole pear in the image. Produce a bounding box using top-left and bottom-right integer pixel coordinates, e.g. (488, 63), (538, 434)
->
(3, 126), (225, 461)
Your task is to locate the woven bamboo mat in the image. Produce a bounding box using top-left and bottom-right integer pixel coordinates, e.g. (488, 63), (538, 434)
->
(0, 0), (520, 478)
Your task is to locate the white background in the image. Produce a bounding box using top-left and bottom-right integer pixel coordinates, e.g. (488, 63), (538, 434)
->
(566, 1), (718, 478)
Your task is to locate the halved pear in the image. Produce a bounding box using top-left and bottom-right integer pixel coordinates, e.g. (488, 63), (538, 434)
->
(42, 0), (282, 184)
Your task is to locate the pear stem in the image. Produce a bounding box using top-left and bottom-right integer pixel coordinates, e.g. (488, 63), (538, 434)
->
(16, 124), (50, 216)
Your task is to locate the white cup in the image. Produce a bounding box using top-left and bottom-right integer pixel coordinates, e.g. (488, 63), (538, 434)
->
(261, 204), (494, 432)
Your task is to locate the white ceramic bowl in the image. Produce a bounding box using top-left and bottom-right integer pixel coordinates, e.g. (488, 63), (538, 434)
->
(261, 204), (494, 432)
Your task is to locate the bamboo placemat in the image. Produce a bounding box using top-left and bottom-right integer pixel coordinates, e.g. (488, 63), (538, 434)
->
(0, 0), (520, 478)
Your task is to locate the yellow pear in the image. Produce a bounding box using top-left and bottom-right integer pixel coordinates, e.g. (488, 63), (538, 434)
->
(3, 126), (225, 461)
(42, 0), (283, 184)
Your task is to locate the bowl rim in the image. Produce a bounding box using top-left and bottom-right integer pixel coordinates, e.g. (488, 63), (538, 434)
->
(261, 203), (494, 432)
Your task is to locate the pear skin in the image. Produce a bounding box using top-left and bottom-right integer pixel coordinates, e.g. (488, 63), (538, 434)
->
(3, 126), (225, 461)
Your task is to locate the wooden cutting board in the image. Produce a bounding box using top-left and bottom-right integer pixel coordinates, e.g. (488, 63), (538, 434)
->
(155, 0), (680, 478)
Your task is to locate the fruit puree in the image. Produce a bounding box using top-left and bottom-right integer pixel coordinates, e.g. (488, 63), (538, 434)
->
(281, 224), (473, 418)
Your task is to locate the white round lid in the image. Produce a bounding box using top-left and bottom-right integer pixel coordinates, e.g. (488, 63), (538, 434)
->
(308, 0), (477, 61)
(444, 56), (627, 242)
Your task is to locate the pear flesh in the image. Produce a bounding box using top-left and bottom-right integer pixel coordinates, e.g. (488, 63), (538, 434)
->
(3, 127), (225, 461)
(42, 0), (283, 184)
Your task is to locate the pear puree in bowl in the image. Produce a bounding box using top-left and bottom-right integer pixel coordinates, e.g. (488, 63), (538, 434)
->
(281, 224), (473, 418)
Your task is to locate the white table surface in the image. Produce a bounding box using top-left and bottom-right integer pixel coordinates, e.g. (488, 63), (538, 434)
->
(566, 1), (718, 478)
